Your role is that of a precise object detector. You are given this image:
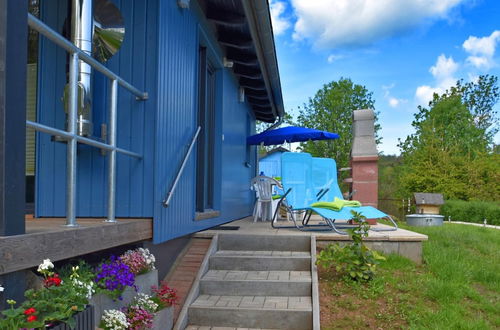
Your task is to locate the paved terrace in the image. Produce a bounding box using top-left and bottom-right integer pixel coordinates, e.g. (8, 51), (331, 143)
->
(196, 216), (428, 264)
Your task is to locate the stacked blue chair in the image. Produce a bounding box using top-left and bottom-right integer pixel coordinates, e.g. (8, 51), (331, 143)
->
(272, 152), (398, 234)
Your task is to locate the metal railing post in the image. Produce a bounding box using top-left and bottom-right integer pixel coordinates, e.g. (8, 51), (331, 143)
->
(65, 52), (79, 227)
(105, 79), (118, 223)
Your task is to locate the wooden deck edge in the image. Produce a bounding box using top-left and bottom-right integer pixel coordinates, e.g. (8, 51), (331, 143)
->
(0, 220), (152, 275)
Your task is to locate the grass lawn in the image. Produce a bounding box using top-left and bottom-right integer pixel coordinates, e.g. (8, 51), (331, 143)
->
(319, 223), (500, 329)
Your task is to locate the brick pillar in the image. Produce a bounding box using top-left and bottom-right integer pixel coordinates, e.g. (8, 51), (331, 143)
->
(351, 109), (378, 208)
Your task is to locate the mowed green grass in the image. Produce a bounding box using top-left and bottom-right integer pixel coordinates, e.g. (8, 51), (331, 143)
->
(319, 224), (500, 329)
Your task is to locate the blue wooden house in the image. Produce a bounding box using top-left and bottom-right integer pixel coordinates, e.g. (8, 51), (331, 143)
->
(0, 0), (284, 302)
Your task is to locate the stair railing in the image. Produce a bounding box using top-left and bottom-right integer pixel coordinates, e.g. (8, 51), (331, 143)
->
(163, 126), (201, 207)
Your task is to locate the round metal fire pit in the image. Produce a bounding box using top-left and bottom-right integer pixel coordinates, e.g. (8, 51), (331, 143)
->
(406, 214), (444, 227)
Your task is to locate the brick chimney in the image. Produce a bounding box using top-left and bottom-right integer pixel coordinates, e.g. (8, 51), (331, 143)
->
(350, 109), (378, 208)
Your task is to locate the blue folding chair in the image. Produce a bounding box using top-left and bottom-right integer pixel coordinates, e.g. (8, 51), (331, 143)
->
(272, 152), (398, 234)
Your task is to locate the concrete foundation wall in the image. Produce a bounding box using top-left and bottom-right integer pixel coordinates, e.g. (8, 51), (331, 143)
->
(317, 240), (423, 264)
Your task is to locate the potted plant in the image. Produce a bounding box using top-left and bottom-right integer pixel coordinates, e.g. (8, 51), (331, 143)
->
(99, 309), (129, 330)
(0, 260), (95, 330)
(90, 255), (137, 322)
(119, 248), (158, 295)
(150, 282), (177, 330)
(99, 283), (177, 330)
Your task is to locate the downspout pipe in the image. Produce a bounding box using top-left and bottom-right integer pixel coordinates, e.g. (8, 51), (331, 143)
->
(264, 115), (283, 132)
(70, 0), (93, 137)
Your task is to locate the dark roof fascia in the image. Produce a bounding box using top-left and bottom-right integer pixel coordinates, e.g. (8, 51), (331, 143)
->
(240, 0), (285, 120)
(414, 193), (444, 205)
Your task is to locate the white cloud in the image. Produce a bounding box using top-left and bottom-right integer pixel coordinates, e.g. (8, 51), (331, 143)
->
(290, 0), (466, 49)
(327, 54), (343, 63)
(269, 0), (291, 36)
(415, 54), (459, 105)
(388, 97), (401, 108)
(382, 84), (407, 108)
(462, 30), (500, 70)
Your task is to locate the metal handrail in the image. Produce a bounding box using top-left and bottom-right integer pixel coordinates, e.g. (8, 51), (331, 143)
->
(27, 14), (148, 100)
(27, 13), (147, 226)
(163, 127), (201, 207)
(26, 121), (142, 158)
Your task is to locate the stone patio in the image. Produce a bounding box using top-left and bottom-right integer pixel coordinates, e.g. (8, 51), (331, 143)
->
(196, 216), (428, 264)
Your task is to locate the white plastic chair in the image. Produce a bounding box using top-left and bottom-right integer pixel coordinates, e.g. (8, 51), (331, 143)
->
(251, 176), (282, 222)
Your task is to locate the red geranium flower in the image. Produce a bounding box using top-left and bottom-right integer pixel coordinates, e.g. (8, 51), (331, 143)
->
(44, 273), (62, 287)
(24, 307), (36, 315)
(27, 315), (37, 322)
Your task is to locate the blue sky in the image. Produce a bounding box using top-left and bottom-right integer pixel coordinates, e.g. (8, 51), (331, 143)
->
(269, 0), (500, 155)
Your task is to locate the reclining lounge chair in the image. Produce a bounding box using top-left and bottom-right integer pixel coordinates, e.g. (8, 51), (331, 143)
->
(272, 152), (398, 234)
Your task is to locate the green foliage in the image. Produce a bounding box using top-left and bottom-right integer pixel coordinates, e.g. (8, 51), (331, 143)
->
(319, 223), (500, 329)
(21, 283), (87, 329)
(316, 211), (386, 282)
(441, 200), (500, 225)
(398, 75), (500, 201)
(0, 263), (92, 329)
(293, 78), (379, 174)
(0, 300), (28, 330)
(378, 155), (404, 219)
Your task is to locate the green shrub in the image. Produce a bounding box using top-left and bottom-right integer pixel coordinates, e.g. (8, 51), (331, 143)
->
(316, 211), (386, 282)
(441, 200), (500, 225)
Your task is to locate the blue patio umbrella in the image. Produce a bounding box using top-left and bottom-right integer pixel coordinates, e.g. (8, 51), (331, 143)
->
(247, 126), (339, 146)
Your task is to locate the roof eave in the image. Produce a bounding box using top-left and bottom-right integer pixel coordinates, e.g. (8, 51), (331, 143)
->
(241, 0), (285, 120)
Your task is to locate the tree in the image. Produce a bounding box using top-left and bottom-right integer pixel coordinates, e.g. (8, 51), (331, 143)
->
(293, 78), (379, 171)
(432, 75), (499, 145)
(397, 76), (500, 201)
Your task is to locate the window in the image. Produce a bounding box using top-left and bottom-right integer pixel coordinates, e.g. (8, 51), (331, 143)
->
(196, 46), (217, 212)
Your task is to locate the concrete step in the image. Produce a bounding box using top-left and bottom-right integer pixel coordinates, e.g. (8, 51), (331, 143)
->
(200, 270), (311, 296)
(218, 234), (310, 252)
(186, 326), (280, 330)
(209, 251), (310, 271)
(188, 295), (312, 330)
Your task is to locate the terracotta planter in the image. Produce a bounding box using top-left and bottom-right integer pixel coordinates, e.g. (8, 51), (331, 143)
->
(152, 306), (174, 330)
(47, 305), (95, 330)
(90, 269), (159, 323)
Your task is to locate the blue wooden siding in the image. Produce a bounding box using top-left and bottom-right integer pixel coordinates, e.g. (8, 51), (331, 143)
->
(152, 0), (256, 243)
(36, 0), (157, 217)
(35, 0), (258, 244)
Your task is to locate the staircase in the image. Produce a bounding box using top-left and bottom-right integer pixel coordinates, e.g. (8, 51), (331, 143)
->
(180, 234), (317, 330)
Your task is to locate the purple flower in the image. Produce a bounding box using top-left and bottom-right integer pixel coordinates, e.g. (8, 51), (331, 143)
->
(95, 255), (136, 298)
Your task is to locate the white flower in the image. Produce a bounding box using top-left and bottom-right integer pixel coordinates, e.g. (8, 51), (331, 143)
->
(132, 293), (159, 312)
(37, 258), (54, 272)
(72, 279), (95, 299)
(138, 248), (156, 269)
(0, 285), (4, 292)
(102, 309), (129, 330)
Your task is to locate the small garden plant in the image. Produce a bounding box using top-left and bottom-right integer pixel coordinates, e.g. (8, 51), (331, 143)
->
(0, 259), (91, 329)
(0, 248), (166, 329)
(316, 211), (386, 282)
(99, 284), (177, 330)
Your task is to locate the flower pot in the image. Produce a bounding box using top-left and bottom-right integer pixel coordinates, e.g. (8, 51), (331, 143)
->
(134, 269), (158, 295)
(90, 269), (158, 323)
(151, 306), (174, 330)
(47, 305), (95, 330)
(89, 292), (129, 326)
